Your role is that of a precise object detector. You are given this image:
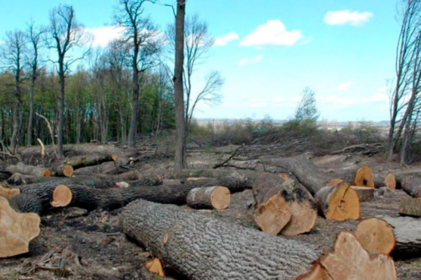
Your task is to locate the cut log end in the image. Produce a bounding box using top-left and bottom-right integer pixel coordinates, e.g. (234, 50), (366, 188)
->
(316, 182), (360, 221)
(0, 186), (20, 199)
(0, 196), (40, 258)
(145, 258), (165, 277)
(301, 231), (397, 280)
(355, 218), (395, 255)
(326, 178), (344, 187)
(62, 164), (74, 177)
(353, 166), (374, 188)
(186, 177), (207, 182)
(51, 185), (72, 207)
(210, 186), (231, 210)
(254, 194), (292, 236)
(41, 169), (54, 177)
(111, 154), (118, 162)
(385, 173), (396, 190)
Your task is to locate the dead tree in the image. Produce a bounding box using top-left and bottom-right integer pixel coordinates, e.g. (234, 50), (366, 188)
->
(48, 4), (91, 159)
(114, 0), (161, 147)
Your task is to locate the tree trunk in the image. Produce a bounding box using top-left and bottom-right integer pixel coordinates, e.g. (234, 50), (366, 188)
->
(69, 154), (118, 170)
(186, 186), (230, 210)
(399, 197), (421, 217)
(174, 0), (187, 175)
(6, 162), (53, 177)
(27, 78), (35, 146)
(401, 176), (421, 197)
(58, 58), (65, 159)
(120, 199), (319, 280)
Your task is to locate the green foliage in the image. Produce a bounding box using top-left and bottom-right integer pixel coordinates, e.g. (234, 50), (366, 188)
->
(294, 87), (319, 125)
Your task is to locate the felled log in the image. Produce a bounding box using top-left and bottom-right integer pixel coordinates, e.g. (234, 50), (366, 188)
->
(351, 186), (374, 202)
(374, 173), (396, 190)
(301, 231), (396, 280)
(401, 176), (421, 198)
(120, 199), (319, 280)
(0, 196), (40, 258)
(253, 173), (316, 236)
(51, 164), (74, 177)
(355, 218), (395, 255)
(314, 182), (360, 221)
(6, 162), (53, 177)
(69, 154), (118, 170)
(12, 175), (249, 213)
(352, 166), (375, 188)
(186, 186), (230, 210)
(399, 197), (421, 217)
(378, 215), (421, 257)
(179, 169), (261, 188)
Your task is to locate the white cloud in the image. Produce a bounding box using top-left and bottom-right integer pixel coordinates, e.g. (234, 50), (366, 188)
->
(214, 32), (239, 46)
(86, 26), (125, 47)
(239, 20), (302, 48)
(324, 10), (373, 26)
(237, 55), (264, 66)
(337, 82), (353, 91)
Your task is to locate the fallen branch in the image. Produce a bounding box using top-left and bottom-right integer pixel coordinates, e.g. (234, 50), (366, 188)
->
(213, 144), (245, 169)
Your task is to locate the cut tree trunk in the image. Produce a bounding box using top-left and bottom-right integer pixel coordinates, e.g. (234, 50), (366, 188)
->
(52, 164), (74, 177)
(351, 186), (375, 202)
(314, 182), (360, 221)
(373, 173), (396, 190)
(6, 162), (53, 177)
(12, 175), (249, 213)
(179, 169), (262, 188)
(355, 217), (396, 255)
(378, 215), (421, 257)
(301, 231), (396, 280)
(0, 196), (40, 258)
(401, 176), (421, 198)
(352, 166), (375, 188)
(69, 154), (118, 170)
(186, 186), (230, 210)
(253, 173), (317, 236)
(120, 199), (319, 280)
(399, 197), (421, 217)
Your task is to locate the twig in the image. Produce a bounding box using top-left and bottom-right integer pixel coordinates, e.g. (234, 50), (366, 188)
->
(213, 144), (245, 169)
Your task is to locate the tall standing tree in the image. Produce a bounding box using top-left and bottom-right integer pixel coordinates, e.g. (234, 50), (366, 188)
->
(26, 21), (44, 146)
(48, 5), (90, 158)
(0, 30), (27, 151)
(174, 0), (187, 174)
(386, 0), (421, 161)
(114, 0), (161, 147)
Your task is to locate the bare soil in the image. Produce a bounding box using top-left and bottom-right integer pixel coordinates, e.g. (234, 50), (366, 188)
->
(1, 143), (421, 280)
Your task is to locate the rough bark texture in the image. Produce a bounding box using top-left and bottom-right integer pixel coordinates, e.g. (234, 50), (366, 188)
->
(6, 162), (52, 177)
(379, 215), (421, 257)
(399, 197), (421, 217)
(186, 186), (230, 210)
(401, 176), (421, 198)
(120, 199), (319, 280)
(69, 154), (117, 170)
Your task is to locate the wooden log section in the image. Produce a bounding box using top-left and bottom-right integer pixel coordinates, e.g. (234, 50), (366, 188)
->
(6, 162), (53, 177)
(314, 182), (360, 221)
(145, 258), (165, 277)
(179, 169), (262, 188)
(187, 186), (230, 210)
(374, 173), (397, 190)
(399, 197), (421, 217)
(352, 166), (374, 188)
(51, 185), (72, 207)
(0, 185), (20, 199)
(253, 173), (317, 236)
(378, 215), (421, 257)
(301, 232), (397, 280)
(351, 186), (374, 202)
(52, 164), (74, 177)
(0, 196), (41, 258)
(120, 199), (320, 280)
(401, 176), (421, 198)
(355, 218), (396, 255)
(69, 154), (118, 170)
(11, 175), (249, 213)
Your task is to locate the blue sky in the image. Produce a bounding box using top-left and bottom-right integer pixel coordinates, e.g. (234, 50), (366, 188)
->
(0, 0), (401, 121)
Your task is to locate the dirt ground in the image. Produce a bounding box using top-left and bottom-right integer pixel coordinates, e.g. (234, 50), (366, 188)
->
(1, 143), (421, 280)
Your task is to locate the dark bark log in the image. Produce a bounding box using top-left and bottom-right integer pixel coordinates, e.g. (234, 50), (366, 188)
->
(12, 175), (248, 213)
(9, 194), (43, 214)
(51, 164), (73, 177)
(401, 176), (421, 198)
(120, 199), (319, 280)
(379, 215), (421, 257)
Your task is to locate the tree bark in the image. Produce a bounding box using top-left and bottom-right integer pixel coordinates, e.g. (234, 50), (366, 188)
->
(174, 0), (187, 175)
(6, 162), (53, 177)
(401, 176), (421, 198)
(399, 197), (421, 217)
(69, 154), (118, 170)
(186, 186), (230, 210)
(120, 199), (319, 280)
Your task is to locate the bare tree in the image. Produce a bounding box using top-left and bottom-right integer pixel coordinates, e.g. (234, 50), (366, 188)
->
(26, 21), (45, 146)
(174, 0), (187, 174)
(387, 0), (421, 161)
(114, 0), (161, 147)
(0, 30), (27, 151)
(48, 4), (91, 159)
